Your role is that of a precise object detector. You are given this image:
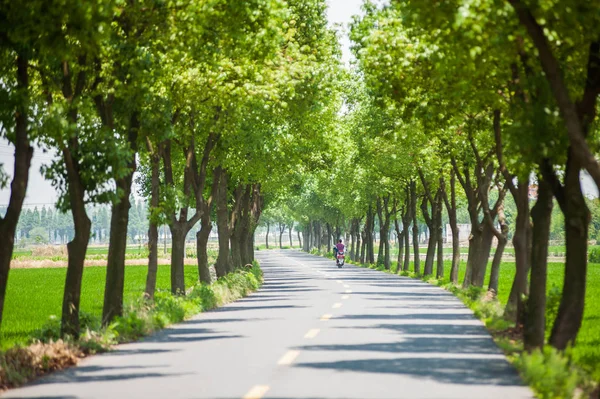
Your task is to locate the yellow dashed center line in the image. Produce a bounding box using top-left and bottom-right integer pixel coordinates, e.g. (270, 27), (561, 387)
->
(243, 385), (270, 399)
(277, 350), (300, 365)
(336, 280), (343, 283)
(304, 328), (320, 339)
(345, 289), (352, 294)
(343, 284), (350, 288)
(320, 313), (332, 321)
(332, 303), (342, 309)
(341, 295), (350, 300)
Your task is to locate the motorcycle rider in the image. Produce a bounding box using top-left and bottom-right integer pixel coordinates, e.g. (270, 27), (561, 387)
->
(333, 239), (345, 259)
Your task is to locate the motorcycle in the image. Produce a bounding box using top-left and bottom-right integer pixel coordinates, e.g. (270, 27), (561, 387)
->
(336, 250), (345, 268)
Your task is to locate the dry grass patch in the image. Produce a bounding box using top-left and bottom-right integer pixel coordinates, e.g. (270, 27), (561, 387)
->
(0, 340), (83, 390)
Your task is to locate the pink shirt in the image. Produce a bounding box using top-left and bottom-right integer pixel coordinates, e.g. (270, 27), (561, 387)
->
(336, 243), (345, 251)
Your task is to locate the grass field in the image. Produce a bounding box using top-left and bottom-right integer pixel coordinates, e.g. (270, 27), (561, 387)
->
(388, 259), (600, 382)
(0, 265), (201, 349)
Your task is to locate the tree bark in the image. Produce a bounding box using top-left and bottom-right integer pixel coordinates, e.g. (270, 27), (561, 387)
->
(366, 204), (375, 264)
(410, 181), (420, 274)
(402, 188), (412, 272)
(238, 186), (253, 266)
(524, 175), (553, 350)
(420, 195), (436, 276)
(144, 143), (160, 299)
(441, 173), (460, 283)
(494, 110), (531, 321)
(488, 208), (508, 294)
(360, 222), (366, 264)
(266, 222), (270, 249)
(550, 151), (590, 349)
(394, 217), (404, 271)
(59, 60), (92, 338)
(435, 187), (444, 279)
(214, 166), (231, 277)
(279, 222), (285, 249)
(197, 215), (212, 284)
(0, 55), (33, 331)
(169, 226), (186, 294)
(288, 222), (293, 247)
(103, 112), (138, 325)
(297, 230), (302, 249)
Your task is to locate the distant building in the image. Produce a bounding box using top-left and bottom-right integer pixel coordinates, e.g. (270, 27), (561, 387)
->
(445, 223), (471, 244)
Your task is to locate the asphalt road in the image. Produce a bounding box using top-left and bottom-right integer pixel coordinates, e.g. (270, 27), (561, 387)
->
(4, 250), (533, 399)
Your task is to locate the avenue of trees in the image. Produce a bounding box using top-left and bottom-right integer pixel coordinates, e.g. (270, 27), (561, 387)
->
(276, 0), (600, 355)
(0, 0), (341, 338)
(2, 0), (599, 366)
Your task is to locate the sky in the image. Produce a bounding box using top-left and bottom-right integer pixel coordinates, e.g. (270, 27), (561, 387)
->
(1, 0), (597, 207)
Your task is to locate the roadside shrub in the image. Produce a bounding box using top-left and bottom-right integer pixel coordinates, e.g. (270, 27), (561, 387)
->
(189, 284), (218, 310)
(545, 285), (562, 334)
(110, 309), (149, 342)
(31, 316), (61, 344)
(589, 248), (600, 263)
(514, 347), (580, 399)
(463, 285), (484, 302)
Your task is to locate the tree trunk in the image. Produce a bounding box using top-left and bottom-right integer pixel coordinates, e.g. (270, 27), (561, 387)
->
(524, 176), (553, 350)
(279, 223), (284, 249)
(550, 152), (590, 349)
(266, 222), (270, 249)
(246, 184), (262, 263)
(61, 143), (92, 338)
(288, 222), (293, 247)
(197, 214), (212, 285)
(229, 209), (243, 269)
(402, 194), (411, 272)
(465, 223), (494, 288)
(170, 225), (186, 294)
(366, 205), (375, 264)
(360, 223), (367, 264)
(356, 222), (362, 262)
(421, 196), (436, 276)
(239, 186), (252, 266)
(435, 188), (444, 279)
(350, 219), (356, 261)
(297, 230), (302, 249)
(62, 210), (91, 338)
(394, 218), (404, 271)
(0, 55), (32, 331)
(504, 182), (531, 322)
(214, 167), (231, 277)
(303, 222), (309, 252)
(103, 113), (137, 323)
(441, 173), (460, 283)
(326, 223), (332, 253)
(488, 233), (507, 294)
(376, 199), (384, 265)
(411, 181), (420, 274)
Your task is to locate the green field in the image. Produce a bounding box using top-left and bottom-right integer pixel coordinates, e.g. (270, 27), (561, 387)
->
(0, 265), (200, 348)
(389, 259), (600, 381)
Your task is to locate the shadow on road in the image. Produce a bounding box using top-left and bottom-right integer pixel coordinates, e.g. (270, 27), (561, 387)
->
(295, 357), (523, 386)
(297, 336), (501, 355)
(25, 364), (190, 386)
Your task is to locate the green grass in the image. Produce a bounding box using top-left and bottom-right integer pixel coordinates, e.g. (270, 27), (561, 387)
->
(0, 265), (200, 348)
